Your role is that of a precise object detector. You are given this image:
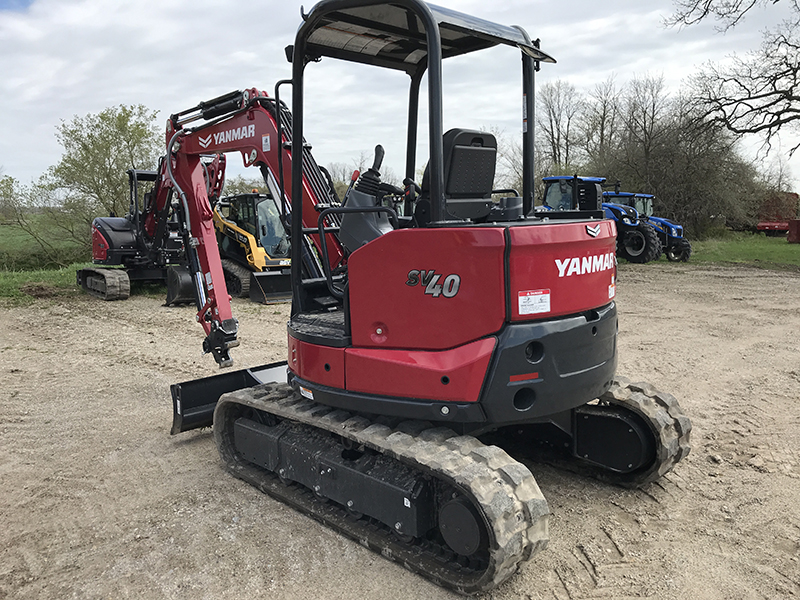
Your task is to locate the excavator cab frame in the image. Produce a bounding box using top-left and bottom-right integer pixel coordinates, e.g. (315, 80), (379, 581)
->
(288, 0), (557, 314)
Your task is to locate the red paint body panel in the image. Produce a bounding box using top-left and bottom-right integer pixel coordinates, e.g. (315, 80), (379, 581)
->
(347, 227), (506, 350)
(91, 225), (108, 261)
(756, 221), (790, 232)
(288, 336), (346, 389)
(345, 337), (496, 402)
(508, 221), (617, 320)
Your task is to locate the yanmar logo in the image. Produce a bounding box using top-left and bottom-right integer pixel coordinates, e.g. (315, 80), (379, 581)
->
(586, 224), (601, 237)
(199, 124), (257, 148)
(555, 252), (616, 278)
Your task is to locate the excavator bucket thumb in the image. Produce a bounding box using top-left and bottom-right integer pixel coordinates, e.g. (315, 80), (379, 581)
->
(165, 266), (195, 305)
(249, 270), (292, 304)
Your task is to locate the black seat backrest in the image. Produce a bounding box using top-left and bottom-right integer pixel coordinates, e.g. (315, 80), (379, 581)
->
(419, 129), (497, 222)
(571, 180), (602, 211)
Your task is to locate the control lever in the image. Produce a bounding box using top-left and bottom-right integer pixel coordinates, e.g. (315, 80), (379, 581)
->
(371, 144), (385, 172)
(379, 182), (405, 197)
(342, 169), (360, 206)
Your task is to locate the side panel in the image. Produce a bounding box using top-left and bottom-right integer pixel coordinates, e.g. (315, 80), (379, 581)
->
(92, 217), (137, 264)
(508, 221), (617, 321)
(347, 228), (506, 350)
(288, 336), (346, 389)
(345, 337), (496, 402)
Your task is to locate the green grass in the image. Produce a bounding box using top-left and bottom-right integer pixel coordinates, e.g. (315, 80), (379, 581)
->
(688, 232), (800, 270)
(0, 263), (91, 302)
(0, 221), (87, 270)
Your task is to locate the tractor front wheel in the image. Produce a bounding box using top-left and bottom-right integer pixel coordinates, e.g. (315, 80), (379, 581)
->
(665, 238), (692, 262)
(618, 223), (662, 264)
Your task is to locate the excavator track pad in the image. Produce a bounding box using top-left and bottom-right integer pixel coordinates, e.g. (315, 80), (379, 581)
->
(486, 377), (692, 488)
(214, 383), (550, 595)
(76, 268), (131, 301)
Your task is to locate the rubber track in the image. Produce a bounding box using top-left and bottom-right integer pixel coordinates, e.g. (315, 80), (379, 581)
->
(221, 259), (250, 298)
(214, 383), (549, 595)
(78, 268), (130, 301)
(536, 377), (692, 487)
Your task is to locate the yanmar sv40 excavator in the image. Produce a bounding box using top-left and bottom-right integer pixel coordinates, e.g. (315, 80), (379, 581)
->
(167, 1), (692, 594)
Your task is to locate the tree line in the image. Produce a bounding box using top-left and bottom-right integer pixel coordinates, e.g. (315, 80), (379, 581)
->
(496, 73), (791, 237)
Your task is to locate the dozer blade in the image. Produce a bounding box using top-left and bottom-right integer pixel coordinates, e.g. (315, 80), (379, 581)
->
(170, 361), (287, 434)
(248, 270), (292, 304)
(165, 266), (195, 306)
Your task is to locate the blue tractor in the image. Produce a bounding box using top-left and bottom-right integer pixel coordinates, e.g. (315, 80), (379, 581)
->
(541, 176), (663, 263)
(603, 190), (692, 262)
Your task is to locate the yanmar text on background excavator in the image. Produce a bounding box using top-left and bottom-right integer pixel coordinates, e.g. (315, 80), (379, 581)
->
(164, 0), (691, 594)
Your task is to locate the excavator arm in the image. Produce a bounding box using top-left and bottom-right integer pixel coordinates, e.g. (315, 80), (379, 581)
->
(164, 150), (239, 367)
(153, 88), (344, 367)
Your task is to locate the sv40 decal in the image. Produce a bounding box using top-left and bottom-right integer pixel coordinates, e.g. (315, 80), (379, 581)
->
(406, 269), (461, 298)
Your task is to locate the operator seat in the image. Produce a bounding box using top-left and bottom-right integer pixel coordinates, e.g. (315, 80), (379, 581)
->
(415, 129), (497, 226)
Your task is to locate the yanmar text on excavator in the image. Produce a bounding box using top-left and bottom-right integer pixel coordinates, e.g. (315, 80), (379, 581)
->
(167, 0), (691, 594)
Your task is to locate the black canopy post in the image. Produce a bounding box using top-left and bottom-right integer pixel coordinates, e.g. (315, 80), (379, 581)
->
(514, 26), (537, 215)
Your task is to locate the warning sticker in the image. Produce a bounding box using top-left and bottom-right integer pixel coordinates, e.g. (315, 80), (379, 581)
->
(518, 289), (550, 315)
(609, 284), (616, 299)
(262, 134), (271, 152)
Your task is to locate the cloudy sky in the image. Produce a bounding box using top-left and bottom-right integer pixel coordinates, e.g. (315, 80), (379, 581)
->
(0, 0), (797, 187)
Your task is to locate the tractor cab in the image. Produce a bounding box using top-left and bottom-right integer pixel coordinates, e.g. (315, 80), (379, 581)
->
(603, 190), (691, 261)
(603, 191), (654, 218)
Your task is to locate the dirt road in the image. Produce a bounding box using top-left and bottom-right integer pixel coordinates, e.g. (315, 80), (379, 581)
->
(2, 262), (799, 599)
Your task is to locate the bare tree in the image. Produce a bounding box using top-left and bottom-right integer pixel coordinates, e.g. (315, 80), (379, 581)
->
(579, 77), (622, 175)
(670, 0), (800, 156)
(222, 175), (265, 196)
(536, 80), (585, 172)
(667, 0), (797, 30)
(617, 75), (672, 189)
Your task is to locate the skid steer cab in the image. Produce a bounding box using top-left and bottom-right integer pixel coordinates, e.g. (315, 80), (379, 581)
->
(169, 0), (691, 594)
(213, 192), (292, 302)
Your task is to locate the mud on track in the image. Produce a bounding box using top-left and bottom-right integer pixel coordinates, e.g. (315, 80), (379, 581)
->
(1, 262), (799, 599)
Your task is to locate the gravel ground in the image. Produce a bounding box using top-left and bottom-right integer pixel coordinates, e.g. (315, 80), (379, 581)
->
(2, 262), (799, 599)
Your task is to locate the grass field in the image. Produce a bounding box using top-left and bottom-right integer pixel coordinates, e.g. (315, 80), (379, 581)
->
(682, 232), (800, 270)
(0, 220), (87, 271)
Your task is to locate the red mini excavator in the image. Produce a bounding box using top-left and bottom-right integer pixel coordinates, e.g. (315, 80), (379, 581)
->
(168, 1), (691, 594)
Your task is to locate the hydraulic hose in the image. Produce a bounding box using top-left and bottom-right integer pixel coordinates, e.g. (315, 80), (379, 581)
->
(165, 129), (207, 310)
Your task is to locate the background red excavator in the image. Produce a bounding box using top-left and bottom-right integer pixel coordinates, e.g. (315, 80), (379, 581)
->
(118, 0), (694, 594)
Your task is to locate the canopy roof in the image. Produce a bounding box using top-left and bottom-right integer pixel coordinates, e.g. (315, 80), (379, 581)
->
(542, 176), (606, 184)
(303, 2), (555, 73)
